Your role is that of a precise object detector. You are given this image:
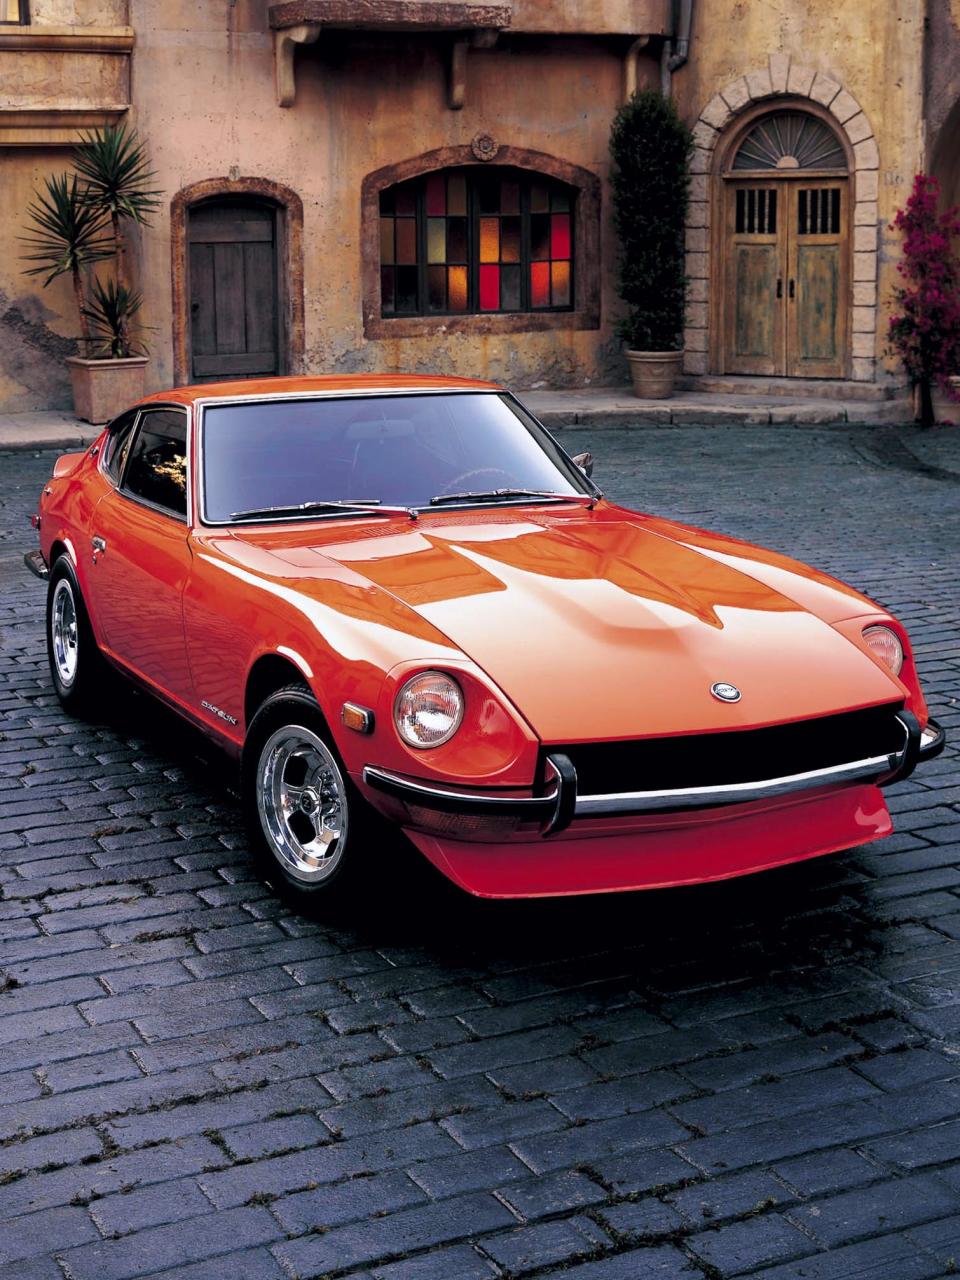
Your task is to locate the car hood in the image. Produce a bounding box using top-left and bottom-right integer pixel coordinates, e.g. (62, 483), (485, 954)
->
(254, 509), (901, 742)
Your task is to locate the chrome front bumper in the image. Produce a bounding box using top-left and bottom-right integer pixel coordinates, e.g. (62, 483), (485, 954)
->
(362, 713), (945, 838)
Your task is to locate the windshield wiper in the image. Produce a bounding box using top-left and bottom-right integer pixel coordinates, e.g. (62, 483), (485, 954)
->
(229, 499), (417, 521)
(428, 488), (598, 508)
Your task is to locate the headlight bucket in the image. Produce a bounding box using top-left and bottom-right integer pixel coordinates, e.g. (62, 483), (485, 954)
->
(394, 671), (464, 749)
(862, 624), (904, 675)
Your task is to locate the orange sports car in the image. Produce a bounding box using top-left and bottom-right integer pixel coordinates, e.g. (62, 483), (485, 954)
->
(26, 375), (944, 905)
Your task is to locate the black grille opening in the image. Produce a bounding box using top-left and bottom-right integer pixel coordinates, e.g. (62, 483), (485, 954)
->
(548, 703), (905, 796)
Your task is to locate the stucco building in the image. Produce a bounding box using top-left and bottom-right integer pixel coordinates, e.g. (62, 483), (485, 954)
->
(0, 0), (953, 411)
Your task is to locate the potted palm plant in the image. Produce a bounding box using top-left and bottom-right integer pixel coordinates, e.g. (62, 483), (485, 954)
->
(21, 124), (160, 424)
(609, 90), (693, 398)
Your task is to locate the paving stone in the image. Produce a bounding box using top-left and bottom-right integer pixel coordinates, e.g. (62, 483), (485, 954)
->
(60, 1206), (282, 1280)
(89, 1177), (214, 1235)
(789, 1172), (959, 1246)
(750, 1232), (944, 1279)
(407, 1144), (531, 1198)
(199, 1123), (459, 1208)
(686, 1214), (816, 1275)
(521, 1247), (692, 1278)
(270, 1168), (427, 1234)
(0, 1135), (224, 1220)
(0, 1205), (98, 1266)
(371, 1245), (498, 1280)
(481, 1215), (609, 1273)
(598, 1197), (685, 1237)
(496, 1169), (609, 1219)
(667, 1169), (792, 1226)
(272, 1191), (515, 1275)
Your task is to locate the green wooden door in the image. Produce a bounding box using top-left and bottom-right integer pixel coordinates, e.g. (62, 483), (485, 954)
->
(723, 182), (784, 375)
(723, 178), (848, 378)
(786, 183), (847, 378)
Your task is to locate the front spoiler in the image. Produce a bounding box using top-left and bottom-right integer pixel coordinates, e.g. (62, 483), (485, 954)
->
(24, 550), (48, 581)
(362, 713), (944, 839)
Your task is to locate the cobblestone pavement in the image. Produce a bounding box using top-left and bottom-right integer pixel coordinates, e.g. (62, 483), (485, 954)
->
(0, 424), (958, 1280)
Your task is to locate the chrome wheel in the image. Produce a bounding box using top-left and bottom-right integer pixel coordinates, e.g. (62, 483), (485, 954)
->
(256, 725), (348, 883)
(51, 577), (79, 688)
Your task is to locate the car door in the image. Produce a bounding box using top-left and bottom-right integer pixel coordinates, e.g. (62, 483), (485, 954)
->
(88, 406), (195, 707)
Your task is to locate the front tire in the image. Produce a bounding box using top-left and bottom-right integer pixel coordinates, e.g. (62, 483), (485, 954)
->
(242, 685), (382, 909)
(46, 556), (106, 715)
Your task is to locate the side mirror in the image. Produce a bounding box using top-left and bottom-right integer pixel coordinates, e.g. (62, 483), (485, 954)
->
(572, 451), (594, 479)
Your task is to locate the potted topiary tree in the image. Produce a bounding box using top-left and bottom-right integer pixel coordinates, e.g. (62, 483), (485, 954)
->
(21, 124), (160, 424)
(610, 89), (693, 398)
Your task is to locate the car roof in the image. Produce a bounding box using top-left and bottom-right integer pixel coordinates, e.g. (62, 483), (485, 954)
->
(139, 374), (503, 408)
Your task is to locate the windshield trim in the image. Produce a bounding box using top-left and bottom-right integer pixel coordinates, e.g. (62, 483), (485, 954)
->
(196, 388), (597, 528)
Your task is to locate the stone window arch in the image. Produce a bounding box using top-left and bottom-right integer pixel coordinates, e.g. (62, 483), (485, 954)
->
(171, 177), (304, 387)
(686, 58), (879, 382)
(362, 145), (600, 340)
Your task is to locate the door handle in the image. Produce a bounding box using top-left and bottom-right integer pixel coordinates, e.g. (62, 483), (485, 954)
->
(788, 279), (796, 300)
(776, 278), (783, 299)
(91, 535), (107, 562)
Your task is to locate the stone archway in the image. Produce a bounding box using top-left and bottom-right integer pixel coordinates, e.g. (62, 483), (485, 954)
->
(171, 177), (304, 387)
(685, 57), (880, 382)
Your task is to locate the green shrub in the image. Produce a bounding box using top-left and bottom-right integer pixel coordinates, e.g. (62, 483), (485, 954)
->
(610, 89), (693, 351)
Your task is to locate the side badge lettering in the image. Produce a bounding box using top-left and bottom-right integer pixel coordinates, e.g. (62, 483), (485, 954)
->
(201, 700), (239, 726)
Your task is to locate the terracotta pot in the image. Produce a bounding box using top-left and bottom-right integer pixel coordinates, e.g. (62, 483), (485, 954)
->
(65, 356), (149, 425)
(625, 349), (683, 400)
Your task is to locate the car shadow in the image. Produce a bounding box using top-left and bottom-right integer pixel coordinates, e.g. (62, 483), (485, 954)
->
(88, 674), (879, 994)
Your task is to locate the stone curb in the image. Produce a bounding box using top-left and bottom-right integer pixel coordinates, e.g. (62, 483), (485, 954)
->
(0, 426), (100, 453)
(0, 404), (918, 451)
(536, 407), (915, 430)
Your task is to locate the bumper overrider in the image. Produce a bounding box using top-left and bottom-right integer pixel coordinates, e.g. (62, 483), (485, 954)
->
(362, 712), (946, 842)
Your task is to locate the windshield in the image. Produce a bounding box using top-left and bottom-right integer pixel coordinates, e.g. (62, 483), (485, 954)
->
(200, 392), (589, 523)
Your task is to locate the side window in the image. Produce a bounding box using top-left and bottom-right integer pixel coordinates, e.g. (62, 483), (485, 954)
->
(101, 410), (139, 485)
(123, 410), (188, 518)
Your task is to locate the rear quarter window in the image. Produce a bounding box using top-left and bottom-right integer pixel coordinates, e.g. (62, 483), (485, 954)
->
(101, 409), (139, 485)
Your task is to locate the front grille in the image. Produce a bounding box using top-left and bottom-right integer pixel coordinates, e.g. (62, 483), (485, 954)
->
(548, 703), (905, 796)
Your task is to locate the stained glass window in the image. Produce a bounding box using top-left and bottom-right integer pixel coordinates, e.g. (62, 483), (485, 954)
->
(379, 168), (575, 318)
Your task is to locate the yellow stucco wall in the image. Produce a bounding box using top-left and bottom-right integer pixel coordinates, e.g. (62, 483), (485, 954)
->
(128, 0), (659, 395)
(0, 148), (81, 410)
(673, 0), (926, 381)
(0, 0), (941, 408)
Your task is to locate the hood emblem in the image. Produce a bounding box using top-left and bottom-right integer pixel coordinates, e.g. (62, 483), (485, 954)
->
(710, 682), (741, 703)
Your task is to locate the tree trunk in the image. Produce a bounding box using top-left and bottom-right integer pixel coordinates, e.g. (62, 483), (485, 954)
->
(918, 376), (935, 428)
(72, 267), (92, 356)
(112, 211), (126, 287)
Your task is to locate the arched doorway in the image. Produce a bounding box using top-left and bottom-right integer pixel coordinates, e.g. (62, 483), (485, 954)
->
(171, 178), (305, 387)
(719, 108), (851, 378)
(186, 197), (281, 381)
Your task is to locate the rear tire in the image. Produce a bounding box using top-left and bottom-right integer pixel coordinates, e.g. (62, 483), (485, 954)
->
(242, 684), (385, 909)
(46, 556), (107, 716)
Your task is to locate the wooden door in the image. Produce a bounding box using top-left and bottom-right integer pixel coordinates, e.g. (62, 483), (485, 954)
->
(188, 201), (279, 380)
(722, 178), (848, 378)
(786, 183), (847, 378)
(723, 181), (784, 376)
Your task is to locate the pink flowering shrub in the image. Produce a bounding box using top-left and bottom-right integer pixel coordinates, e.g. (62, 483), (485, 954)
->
(888, 174), (960, 425)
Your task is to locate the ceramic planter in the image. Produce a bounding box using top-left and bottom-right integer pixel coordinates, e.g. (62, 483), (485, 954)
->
(625, 349), (683, 400)
(65, 356), (149, 425)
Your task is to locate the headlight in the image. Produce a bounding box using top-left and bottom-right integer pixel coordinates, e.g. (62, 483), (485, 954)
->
(394, 672), (464, 748)
(862, 624), (904, 675)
